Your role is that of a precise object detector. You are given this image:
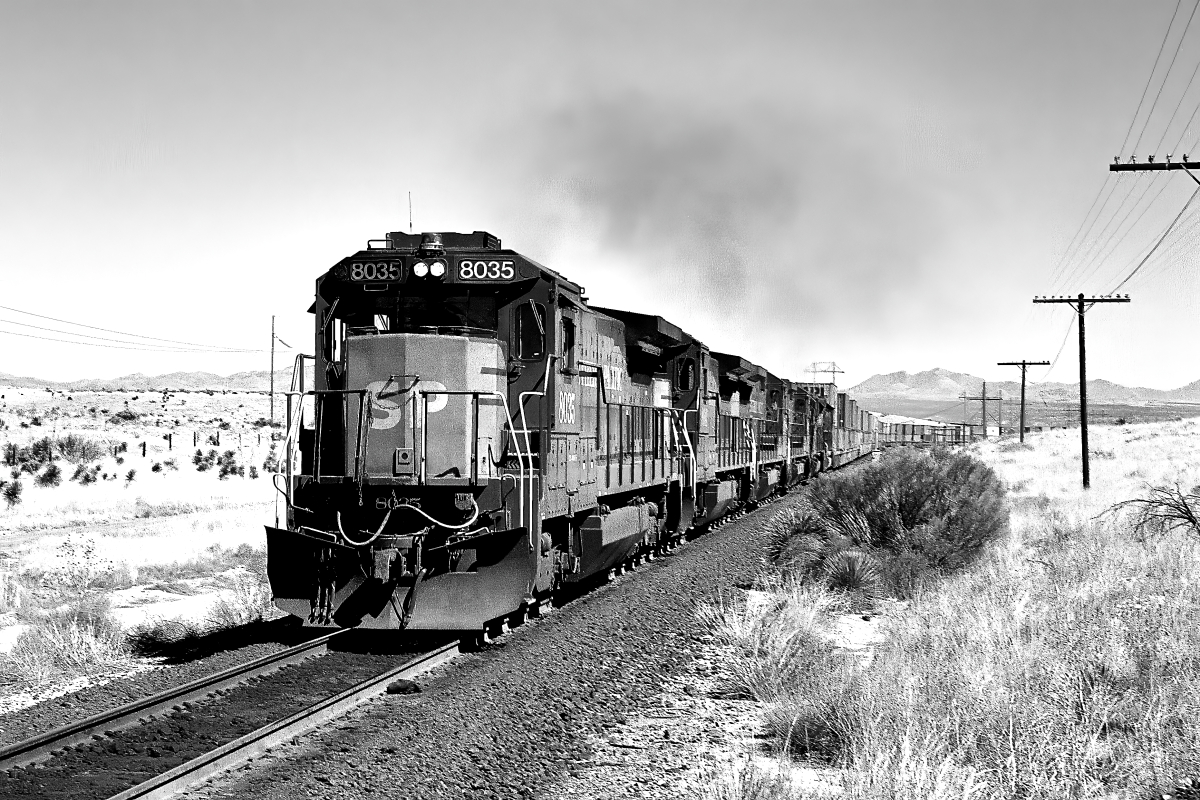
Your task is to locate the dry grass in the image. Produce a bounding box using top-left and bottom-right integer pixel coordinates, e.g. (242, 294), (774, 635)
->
(707, 419), (1200, 799)
(1, 594), (133, 688)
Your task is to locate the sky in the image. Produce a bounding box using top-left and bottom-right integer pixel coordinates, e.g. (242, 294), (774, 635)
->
(3, 1), (1200, 390)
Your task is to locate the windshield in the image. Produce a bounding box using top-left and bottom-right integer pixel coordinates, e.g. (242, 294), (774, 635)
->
(332, 291), (499, 335)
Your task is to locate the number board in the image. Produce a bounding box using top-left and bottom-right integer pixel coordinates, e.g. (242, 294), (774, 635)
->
(349, 261), (403, 281)
(456, 259), (516, 282)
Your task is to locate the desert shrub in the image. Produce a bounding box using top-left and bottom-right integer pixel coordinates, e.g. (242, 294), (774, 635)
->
(162, 458), (178, 471)
(1106, 483), (1200, 540)
(55, 434), (108, 463)
(35, 462), (62, 487)
(109, 408), (139, 423)
(217, 450), (243, 480)
(208, 570), (274, 628)
(248, 465), (259, 479)
(263, 443), (279, 473)
(126, 617), (206, 657)
(768, 448), (1007, 599)
(193, 448), (218, 472)
(124, 468), (136, 485)
(3, 479), (23, 508)
(218, 420), (232, 430)
(2, 442), (17, 466)
(2, 594), (131, 687)
(151, 462), (162, 473)
(115, 456), (124, 465)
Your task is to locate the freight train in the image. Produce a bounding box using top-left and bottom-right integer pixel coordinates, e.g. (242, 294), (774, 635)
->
(266, 231), (961, 634)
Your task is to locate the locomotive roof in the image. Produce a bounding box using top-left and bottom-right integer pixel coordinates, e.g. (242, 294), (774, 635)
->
(589, 307), (697, 351)
(712, 351), (767, 385)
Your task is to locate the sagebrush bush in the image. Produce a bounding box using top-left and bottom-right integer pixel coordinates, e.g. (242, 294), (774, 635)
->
(3, 479), (23, 508)
(768, 448), (1007, 599)
(35, 462), (62, 487)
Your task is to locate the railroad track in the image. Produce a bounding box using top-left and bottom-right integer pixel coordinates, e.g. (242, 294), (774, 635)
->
(0, 484), (824, 799)
(105, 642), (459, 800)
(0, 631), (459, 800)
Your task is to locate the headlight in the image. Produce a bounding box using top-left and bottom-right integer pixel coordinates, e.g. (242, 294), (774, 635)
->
(413, 261), (430, 277)
(430, 259), (446, 277)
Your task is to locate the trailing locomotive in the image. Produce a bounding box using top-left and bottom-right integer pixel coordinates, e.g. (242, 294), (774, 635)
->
(266, 231), (914, 633)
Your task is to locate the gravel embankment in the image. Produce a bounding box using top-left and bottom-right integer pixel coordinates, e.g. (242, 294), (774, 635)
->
(0, 619), (315, 748)
(188, 497), (799, 800)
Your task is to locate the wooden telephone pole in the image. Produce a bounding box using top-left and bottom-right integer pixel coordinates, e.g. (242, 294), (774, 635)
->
(269, 318), (291, 429)
(960, 381), (1003, 440)
(1032, 294), (1130, 488)
(997, 360), (1050, 443)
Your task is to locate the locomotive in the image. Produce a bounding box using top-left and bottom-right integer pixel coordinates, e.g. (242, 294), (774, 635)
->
(266, 231), (926, 634)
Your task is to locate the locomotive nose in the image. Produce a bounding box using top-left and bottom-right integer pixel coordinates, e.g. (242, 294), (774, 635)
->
(346, 331), (505, 484)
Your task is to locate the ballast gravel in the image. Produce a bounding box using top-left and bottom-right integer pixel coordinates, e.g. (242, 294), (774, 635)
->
(0, 620), (313, 749)
(189, 498), (803, 800)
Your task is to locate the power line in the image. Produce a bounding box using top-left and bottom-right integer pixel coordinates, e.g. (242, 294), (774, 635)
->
(0, 303), (272, 352)
(1134, 0), (1200, 152)
(1111, 184), (1200, 291)
(1066, 174), (1163, 289)
(1047, 174), (1115, 288)
(1152, 43), (1200, 155)
(0, 327), (234, 353)
(1121, 0), (1185, 155)
(0, 317), (258, 353)
(1041, 315), (1077, 380)
(1056, 174), (1148, 289)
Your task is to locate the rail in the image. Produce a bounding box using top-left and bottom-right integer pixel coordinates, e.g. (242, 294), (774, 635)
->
(0, 629), (345, 773)
(105, 641), (460, 800)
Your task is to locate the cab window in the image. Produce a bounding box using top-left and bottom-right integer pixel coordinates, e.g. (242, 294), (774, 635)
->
(560, 316), (576, 372)
(675, 357), (696, 391)
(517, 301), (545, 360)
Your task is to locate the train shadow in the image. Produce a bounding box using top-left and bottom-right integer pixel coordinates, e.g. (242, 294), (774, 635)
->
(126, 616), (319, 663)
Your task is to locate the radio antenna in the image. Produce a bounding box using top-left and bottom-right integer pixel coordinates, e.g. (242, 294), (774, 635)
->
(408, 192), (413, 233)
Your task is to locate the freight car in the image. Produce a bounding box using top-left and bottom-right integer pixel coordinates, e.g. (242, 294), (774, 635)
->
(266, 231), (888, 634)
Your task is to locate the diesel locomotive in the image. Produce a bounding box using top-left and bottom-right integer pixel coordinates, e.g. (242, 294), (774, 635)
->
(266, 231), (921, 634)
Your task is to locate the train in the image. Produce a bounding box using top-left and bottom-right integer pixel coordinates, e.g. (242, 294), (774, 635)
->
(265, 230), (964, 634)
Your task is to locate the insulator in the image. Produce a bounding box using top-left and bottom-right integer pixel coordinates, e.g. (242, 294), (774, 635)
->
(1149, 154), (1156, 163)
(1132, 154), (1138, 162)
(1186, 154), (1190, 162)
(1114, 156), (1120, 164)
(1167, 154), (1173, 162)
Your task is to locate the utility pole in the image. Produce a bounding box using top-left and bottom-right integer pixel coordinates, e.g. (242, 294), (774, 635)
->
(806, 362), (844, 385)
(268, 318), (292, 430)
(1032, 294), (1130, 488)
(998, 360), (1050, 443)
(960, 382), (1002, 441)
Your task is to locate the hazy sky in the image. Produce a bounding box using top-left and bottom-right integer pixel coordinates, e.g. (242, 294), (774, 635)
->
(3, 1), (1199, 389)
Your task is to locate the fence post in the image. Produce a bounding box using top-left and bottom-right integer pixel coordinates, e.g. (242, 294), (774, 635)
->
(141, 441), (146, 458)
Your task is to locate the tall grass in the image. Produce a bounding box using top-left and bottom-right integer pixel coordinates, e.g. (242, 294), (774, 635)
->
(706, 427), (1200, 799)
(1, 594), (132, 687)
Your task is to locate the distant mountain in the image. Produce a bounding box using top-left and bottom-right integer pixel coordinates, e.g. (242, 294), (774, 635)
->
(850, 368), (1200, 405)
(0, 368), (295, 393)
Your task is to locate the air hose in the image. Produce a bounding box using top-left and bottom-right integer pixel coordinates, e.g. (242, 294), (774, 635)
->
(337, 497), (481, 547)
